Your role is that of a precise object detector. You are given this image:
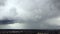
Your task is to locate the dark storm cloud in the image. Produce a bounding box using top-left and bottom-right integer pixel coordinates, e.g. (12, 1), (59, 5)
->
(0, 18), (14, 24)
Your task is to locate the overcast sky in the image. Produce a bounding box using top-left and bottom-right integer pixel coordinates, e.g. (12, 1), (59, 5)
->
(0, 0), (60, 29)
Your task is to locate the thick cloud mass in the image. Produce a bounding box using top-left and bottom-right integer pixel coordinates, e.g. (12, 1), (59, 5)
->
(0, 0), (60, 29)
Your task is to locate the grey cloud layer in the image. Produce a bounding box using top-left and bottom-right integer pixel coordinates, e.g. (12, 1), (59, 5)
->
(0, 0), (60, 29)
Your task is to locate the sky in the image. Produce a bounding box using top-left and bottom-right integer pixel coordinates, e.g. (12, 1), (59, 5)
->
(0, 0), (60, 29)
